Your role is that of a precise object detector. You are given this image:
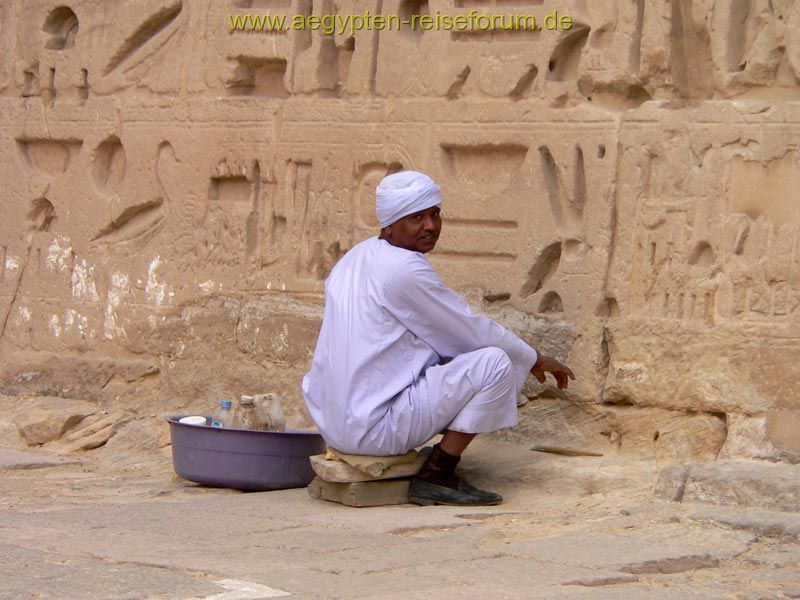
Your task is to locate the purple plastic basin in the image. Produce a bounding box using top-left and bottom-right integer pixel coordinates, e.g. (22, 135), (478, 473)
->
(167, 416), (326, 491)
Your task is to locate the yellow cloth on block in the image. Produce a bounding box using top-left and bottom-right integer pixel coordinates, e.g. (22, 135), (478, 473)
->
(325, 448), (419, 478)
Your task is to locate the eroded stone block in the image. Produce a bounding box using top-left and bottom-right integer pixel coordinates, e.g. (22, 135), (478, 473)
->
(680, 461), (800, 512)
(310, 453), (425, 483)
(307, 477), (411, 507)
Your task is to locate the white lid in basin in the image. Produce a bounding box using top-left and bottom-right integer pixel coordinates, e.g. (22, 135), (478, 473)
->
(179, 416), (207, 426)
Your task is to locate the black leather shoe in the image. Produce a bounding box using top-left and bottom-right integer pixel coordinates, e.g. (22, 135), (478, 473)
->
(408, 478), (503, 506)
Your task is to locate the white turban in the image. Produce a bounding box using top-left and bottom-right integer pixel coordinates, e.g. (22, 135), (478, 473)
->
(376, 171), (442, 228)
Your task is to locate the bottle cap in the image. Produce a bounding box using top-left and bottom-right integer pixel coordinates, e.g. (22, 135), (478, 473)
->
(220, 400), (232, 409)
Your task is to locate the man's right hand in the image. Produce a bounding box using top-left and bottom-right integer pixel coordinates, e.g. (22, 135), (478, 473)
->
(530, 355), (575, 390)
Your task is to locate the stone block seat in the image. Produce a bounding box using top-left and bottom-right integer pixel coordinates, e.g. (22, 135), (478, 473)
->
(307, 447), (429, 507)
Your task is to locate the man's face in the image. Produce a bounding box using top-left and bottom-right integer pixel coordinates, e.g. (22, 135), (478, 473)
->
(382, 205), (442, 254)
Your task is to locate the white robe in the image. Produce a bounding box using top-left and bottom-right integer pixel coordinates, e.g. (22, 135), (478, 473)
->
(301, 236), (538, 455)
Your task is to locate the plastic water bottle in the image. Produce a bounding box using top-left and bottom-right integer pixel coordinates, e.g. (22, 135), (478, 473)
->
(211, 400), (234, 428)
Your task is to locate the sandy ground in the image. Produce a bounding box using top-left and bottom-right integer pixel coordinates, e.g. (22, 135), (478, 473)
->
(2, 431), (799, 600)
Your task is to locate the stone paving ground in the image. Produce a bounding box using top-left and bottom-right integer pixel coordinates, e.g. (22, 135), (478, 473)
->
(1, 435), (799, 600)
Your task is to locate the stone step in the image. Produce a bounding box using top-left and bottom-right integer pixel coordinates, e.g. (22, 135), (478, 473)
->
(307, 477), (410, 507)
(656, 460), (800, 513)
(0, 448), (81, 471)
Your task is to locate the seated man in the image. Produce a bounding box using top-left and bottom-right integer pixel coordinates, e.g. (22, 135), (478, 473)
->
(302, 171), (574, 506)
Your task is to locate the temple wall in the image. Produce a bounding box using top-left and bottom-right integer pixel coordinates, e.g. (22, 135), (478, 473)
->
(2, 0), (800, 461)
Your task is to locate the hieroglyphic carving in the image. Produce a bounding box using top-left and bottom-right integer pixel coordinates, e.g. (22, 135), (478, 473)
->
(442, 143), (527, 197)
(626, 0), (800, 99)
(540, 2), (651, 106)
(195, 152), (348, 286)
(351, 161), (403, 244)
(409, 118), (617, 316)
(717, 152), (800, 321)
(376, 1), (625, 102)
(6, 2), (800, 103)
(624, 142), (800, 326)
(669, 0), (714, 98)
(7, 0), (189, 102)
(710, 0), (800, 96)
(43, 7), (79, 50)
(292, 0), (382, 96)
(285, 160), (319, 277)
(95, 0), (187, 95)
(92, 136), (126, 195)
(546, 23), (590, 83)
(629, 0), (644, 75)
(103, 2), (182, 75)
(209, 0), (380, 97)
(224, 56), (290, 96)
(204, 158), (263, 268)
(20, 61), (41, 98)
(629, 197), (720, 325)
(16, 138), (83, 178)
(206, 1), (296, 96)
(538, 144), (587, 250)
(10, 1), (797, 104)
(720, 215), (800, 320)
(12, 4), (88, 104)
(433, 143), (524, 264)
(152, 141), (192, 259)
(521, 240), (560, 298)
(91, 141), (171, 249)
(282, 159), (346, 281)
(27, 198), (56, 233)
(519, 143), (595, 313)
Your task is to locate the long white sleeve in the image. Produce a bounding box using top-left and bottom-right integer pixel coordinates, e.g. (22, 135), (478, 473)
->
(382, 254), (538, 391)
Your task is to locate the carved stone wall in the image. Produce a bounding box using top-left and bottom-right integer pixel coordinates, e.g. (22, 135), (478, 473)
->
(2, 0), (799, 461)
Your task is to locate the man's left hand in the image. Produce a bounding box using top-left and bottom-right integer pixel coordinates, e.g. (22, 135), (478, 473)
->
(530, 355), (575, 390)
